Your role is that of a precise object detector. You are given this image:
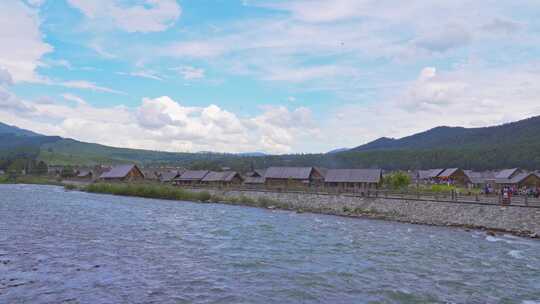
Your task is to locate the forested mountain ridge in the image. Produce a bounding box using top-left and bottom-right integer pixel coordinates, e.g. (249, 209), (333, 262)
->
(0, 122), (41, 137)
(1, 116), (540, 170)
(352, 116), (540, 152)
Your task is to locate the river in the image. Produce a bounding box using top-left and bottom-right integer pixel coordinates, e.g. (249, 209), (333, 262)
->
(1, 184), (539, 303)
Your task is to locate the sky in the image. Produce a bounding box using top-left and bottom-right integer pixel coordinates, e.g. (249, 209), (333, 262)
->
(1, 0), (540, 154)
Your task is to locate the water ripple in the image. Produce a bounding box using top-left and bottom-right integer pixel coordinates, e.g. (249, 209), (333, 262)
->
(1, 184), (540, 303)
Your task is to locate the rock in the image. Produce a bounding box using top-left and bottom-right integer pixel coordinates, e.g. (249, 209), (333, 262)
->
(486, 230), (496, 236)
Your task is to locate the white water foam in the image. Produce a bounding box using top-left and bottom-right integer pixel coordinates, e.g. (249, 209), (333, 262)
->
(508, 250), (523, 259)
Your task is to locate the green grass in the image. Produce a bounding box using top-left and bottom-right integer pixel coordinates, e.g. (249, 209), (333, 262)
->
(415, 184), (481, 195)
(84, 183), (213, 202)
(0, 175), (62, 186)
(84, 182), (289, 210)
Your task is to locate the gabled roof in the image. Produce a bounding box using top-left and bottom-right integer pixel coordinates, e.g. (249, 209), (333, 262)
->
(495, 168), (520, 179)
(100, 164), (141, 179)
(176, 170), (209, 181)
(264, 167), (314, 180)
(160, 170), (182, 182)
(324, 169), (382, 183)
(438, 168), (460, 178)
(245, 169), (265, 178)
(418, 169), (444, 179)
(202, 171), (241, 182)
(507, 172), (540, 184)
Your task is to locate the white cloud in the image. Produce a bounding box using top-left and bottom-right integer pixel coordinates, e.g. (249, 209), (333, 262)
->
(117, 71), (163, 81)
(0, 1), (52, 82)
(25, 0), (46, 7)
(62, 93), (87, 106)
(60, 80), (127, 95)
(67, 0), (181, 33)
(0, 87), (315, 153)
(481, 18), (522, 35)
(325, 64), (540, 149)
(415, 25), (472, 52)
(171, 66), (205, 80)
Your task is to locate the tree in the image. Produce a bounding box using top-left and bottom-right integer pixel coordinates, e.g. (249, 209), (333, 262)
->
(384, 171), (411, 190)
(31, 161), (48, 175)
(61, 166), (75, 178)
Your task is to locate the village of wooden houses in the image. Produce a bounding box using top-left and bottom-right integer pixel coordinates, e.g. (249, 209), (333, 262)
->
(39, 164), (540, 205)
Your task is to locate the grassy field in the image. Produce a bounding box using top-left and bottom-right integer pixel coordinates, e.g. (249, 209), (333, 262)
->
(0, 175), (63, 186)
(81, 182), (286, 209)
(84, 183), (212, 202)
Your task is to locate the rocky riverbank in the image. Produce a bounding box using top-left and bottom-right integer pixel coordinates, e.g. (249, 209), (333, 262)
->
(71, 183), (540, 239)
(186, 188), (540, 239)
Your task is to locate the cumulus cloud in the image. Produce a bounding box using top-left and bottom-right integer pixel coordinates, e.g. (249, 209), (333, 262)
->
(325, 64), (540, 149)
(67, 0), (181, 33)
(0, 88), (315, 153)
(0, 1), (52, 82)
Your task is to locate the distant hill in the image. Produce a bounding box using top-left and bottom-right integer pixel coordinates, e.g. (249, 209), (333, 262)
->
(327, 147), (350, 154)
(1, 116), (540, 170)
(237, 152), (267, 157)
(0, 122), (41, 137)
(351, 116), (540, 152)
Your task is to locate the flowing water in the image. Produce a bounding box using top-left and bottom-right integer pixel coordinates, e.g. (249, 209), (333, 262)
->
(1, 184), (540, 304)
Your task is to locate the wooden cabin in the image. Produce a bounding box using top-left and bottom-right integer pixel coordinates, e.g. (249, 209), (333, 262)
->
(76, 170), (93, 180)
(201, 171), (243, 187)
(263, 167), (324, 190)
(159, 170), (184, 183)
(99, 164), (144, 182)
(174, 170), (209, 186)
(498, 172), (540, 189)
(416, 169), (445, 184)
(324, 169), (382, 192)
(436, 168), (470, 186)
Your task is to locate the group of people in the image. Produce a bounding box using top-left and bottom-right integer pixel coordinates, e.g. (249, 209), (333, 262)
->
(483, 185), (540, 198)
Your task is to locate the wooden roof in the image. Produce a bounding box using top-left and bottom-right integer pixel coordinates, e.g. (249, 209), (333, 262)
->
(100, 164), (142, 179)
(202, 171), (241, 182)
(324, 169), (381, 183)
(176, 170), (209, 181)
(495, 168), (520, 179)
(437, 168), (460, 178)
(264, 167), (315, 180)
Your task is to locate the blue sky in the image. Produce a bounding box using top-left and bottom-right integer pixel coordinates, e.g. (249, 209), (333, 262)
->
(1, 0), (540, 154)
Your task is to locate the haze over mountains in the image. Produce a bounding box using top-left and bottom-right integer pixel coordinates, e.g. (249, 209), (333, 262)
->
(1, 116), (540, 170)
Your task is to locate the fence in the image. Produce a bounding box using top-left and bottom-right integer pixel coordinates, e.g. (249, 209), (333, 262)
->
(179, 184), (540, 208)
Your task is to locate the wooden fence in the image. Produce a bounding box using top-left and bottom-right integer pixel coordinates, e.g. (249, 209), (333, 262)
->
(179, 184), (540, 208)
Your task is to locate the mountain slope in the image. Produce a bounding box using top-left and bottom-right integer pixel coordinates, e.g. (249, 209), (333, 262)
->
(0, 122), (41, 137)
(2, 116), (540, 170)
(351, 116), (540, 152)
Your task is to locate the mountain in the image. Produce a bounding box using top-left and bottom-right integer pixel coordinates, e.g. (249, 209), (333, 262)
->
(351, 116), (540, 152)
(0, 122), (41, 137)
(1, 116), (540, 170)
(326, 147), (350, 154)
(237, 152), (267, 157)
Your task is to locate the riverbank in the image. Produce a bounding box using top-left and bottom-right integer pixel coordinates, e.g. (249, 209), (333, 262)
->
(0, 175), (64, 186)
(71, 183), (540, 239)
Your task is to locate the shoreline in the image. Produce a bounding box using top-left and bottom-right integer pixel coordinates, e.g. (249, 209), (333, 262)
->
(3, 182), (539, 239)
(70, 183), (540, 239)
